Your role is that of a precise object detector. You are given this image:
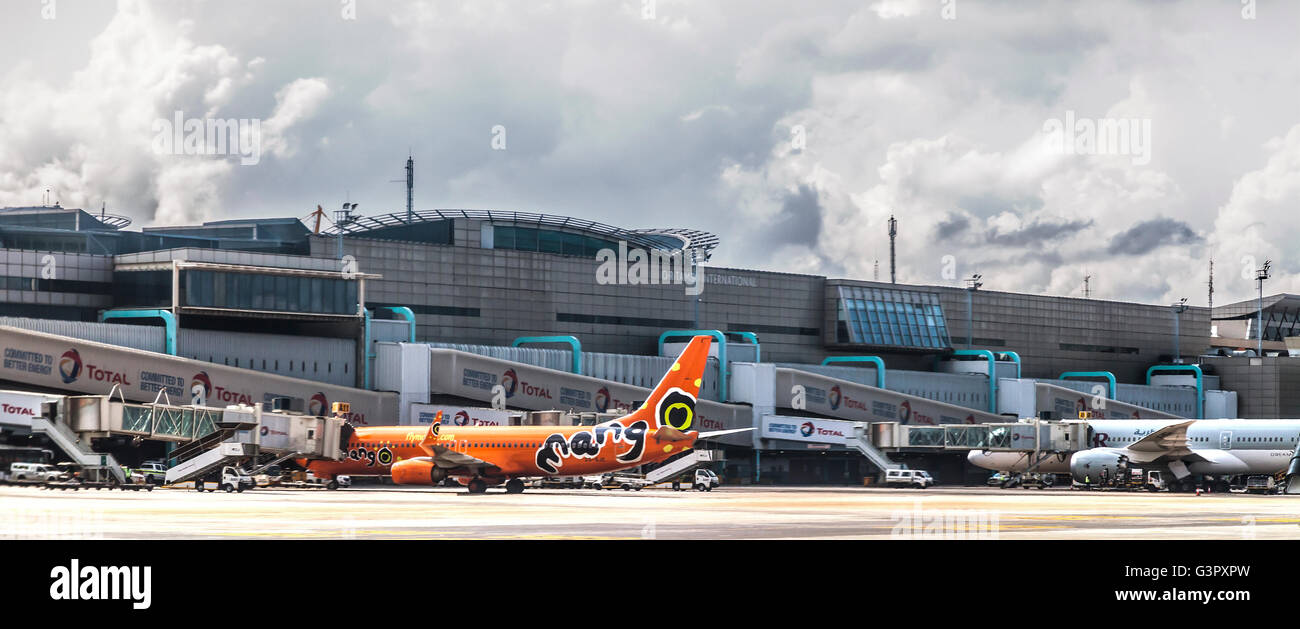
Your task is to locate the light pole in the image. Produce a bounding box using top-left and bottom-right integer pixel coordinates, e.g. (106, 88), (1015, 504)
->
(335, 202), (359, 258)
(1170, 298), (1188, 363)
(965, 274), (983, 348)
(1256, 260), (1272, 357)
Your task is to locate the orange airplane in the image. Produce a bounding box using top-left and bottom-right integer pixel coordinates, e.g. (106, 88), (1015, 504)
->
(307, 335), (746, 493)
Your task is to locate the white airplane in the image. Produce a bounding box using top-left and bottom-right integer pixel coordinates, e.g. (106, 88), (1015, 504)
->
(968, 419), (1300, 491)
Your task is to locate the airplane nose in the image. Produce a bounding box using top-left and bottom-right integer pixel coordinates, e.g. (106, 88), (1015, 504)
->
(966, 450), (996, 470)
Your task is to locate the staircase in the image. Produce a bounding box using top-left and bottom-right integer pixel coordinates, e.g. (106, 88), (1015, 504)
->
(31, 417), (126, 483)
(646, 449), (722, 484)
(846, 423), (899, 474)
(1286, 450), (1300, 495)
(163, 441), (257, 486)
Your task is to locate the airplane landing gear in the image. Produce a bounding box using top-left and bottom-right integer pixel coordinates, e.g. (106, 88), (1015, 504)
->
(505, 478), (525, 494)
(467, 478), (488, 494)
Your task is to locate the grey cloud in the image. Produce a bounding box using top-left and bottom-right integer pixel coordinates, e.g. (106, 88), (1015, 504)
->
(1106, 218), (1203, 256)
(764, 184), (822, 248)
(932, 213), (970, 240)
(984, 218), (1094, 248)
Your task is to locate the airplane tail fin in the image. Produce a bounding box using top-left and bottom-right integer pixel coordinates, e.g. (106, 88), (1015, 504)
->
(616, 335), (711, 431)
(419, 411), (443, 451)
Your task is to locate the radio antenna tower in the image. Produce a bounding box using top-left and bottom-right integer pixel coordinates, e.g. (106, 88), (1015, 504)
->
(888, 215), (898, 284)
(405, 154), (414, 222)
(1208, 258), (1214, 311)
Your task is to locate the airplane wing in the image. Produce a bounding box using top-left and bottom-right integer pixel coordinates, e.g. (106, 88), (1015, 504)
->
(1126, 420), (1196, 454)
(425, 444), (497, 469)
(697, 427), (755, 440)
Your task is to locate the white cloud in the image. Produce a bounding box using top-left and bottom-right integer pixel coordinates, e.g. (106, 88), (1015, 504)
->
(2, 0), (1300, 309)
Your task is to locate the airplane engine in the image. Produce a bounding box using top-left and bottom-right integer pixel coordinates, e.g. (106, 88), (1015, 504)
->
(1069, 448), (1128, 482)
(390, 458), (448, 485)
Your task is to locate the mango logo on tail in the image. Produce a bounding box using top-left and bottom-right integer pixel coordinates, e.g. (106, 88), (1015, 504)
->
(501, 369), (518, 398)
(309, 393), (329, 416)
(595, 387), (611, 412)
(58, 349), (82, 384)
(656, 388), (696, 430)
(828, 385), (842, 411)
(191, 372), (212, 406)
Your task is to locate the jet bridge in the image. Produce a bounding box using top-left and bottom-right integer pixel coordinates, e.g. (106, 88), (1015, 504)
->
(872, 420), (1088, 452)
(0, 324), (397, 427)
(773, 367), (1009, 424)
(999, 379), (1184, 420)
(163, 403), (347, 486)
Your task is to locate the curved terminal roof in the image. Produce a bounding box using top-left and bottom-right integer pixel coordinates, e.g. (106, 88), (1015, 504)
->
(324, 208), (718, 260)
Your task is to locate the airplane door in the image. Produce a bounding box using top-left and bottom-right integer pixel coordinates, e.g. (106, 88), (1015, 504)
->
(1220, 431), (1232, 449)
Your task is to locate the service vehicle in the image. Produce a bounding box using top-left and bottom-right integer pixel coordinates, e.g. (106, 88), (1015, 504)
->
(670, 468), (719, 492)
(131, 462), (169, 485)
(1243, 474), (1278, 494)
(9, 462), (63, 483)
(590, 472), (649, 491)
(884, 468), (934, 488)
(193, 466), (255, 493)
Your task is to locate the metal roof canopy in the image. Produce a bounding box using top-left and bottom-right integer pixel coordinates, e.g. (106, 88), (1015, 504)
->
(322, 208), (719, 261)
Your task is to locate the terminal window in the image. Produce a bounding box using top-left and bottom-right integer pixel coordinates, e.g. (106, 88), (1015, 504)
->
(834, 286), (951, 349)
(181, 270), (358, 315)
(493, 225), (617, 257)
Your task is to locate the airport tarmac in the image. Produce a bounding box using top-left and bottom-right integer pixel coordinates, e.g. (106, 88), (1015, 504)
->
(2, 484), (1298, 540)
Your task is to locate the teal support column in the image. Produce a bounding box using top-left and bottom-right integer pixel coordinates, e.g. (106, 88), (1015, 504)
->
(363, 309), (372, 390)
(1059, 371), (1117, 399)
(374, 306), (417, 342)
(729, 331), (761, 362)
(658, 330), (727, 402)
(820, 356), (886, 389)
(512, 335), (583, 375)
(99, 309), (177, 355)
(1146, 364), (1204, 419)
(951, 349), (1000, 414)
(998, 351), (1022, 378)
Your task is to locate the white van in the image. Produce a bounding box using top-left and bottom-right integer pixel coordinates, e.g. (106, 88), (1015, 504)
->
(10, 463), (63, 482)
(884, 469), (934, 489)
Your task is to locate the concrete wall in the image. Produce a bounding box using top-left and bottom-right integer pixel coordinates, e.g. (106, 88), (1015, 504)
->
(313, 230), (827, 363)
(0, 250), (113, 320)
(828, 279), (1210, 383)
(1201, 356), (1300, 418)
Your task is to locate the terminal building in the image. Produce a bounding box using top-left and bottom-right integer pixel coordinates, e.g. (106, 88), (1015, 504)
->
(0, 201), (1292, 485)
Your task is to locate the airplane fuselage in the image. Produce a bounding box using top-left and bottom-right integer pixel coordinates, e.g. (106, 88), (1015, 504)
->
(968, 419), (1300, 478)
(309, 421), (696, 482)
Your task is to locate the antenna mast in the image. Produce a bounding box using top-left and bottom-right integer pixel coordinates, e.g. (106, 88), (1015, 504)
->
(887, 215), (897, 284)
(1208, 258), (1214, 311)
(405, 154), (414, 222)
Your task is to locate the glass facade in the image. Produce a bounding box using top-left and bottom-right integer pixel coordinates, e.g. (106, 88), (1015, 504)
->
(835, 286), (951, 349)
(493, 225), (618, 257)
(181, 270), (358, 315)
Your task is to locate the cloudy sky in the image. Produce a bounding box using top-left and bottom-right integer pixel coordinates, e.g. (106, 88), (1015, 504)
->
(2, 0), (1299, 306)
